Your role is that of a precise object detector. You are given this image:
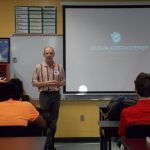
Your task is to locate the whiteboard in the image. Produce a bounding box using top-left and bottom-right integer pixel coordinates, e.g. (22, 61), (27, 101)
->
(10, 35), (63, 99)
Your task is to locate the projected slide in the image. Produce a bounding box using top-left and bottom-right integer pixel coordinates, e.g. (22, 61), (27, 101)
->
(63, 6), (150, 94)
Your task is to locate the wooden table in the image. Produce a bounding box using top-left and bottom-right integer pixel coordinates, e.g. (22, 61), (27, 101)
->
(122, 138), (150, 150)
(0, 136), (47, 150)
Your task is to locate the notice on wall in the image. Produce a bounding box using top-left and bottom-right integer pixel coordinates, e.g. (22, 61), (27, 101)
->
(15, 6), (56, 34)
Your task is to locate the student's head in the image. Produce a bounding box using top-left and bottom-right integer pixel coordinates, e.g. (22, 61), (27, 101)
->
(8, 78), (24, 99)
(134, 72), (150, 97)
(0, 82), (12, 101)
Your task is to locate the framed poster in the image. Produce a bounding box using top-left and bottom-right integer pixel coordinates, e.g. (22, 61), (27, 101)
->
(0, 38), (10, 63)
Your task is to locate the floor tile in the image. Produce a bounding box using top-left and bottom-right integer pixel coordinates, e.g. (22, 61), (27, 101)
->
(55, 142), (120, 150)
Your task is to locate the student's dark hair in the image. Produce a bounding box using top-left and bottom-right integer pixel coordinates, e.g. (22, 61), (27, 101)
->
(8, 78), (23, 99)
(0, 83), (11, 101)
(134, 72), (150, 97)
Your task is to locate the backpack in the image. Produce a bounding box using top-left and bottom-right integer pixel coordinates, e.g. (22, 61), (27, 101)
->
(104, 96), (138, 121)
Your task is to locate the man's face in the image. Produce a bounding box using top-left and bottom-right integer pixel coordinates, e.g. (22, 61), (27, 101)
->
(44, 47), (55, 62)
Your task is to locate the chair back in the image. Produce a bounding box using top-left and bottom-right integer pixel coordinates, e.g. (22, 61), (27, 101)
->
(126, 124), (150, 138)
(0, 125), (45, 137)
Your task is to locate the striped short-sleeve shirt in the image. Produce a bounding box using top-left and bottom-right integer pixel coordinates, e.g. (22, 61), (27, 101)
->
(32, 62), (65, 92)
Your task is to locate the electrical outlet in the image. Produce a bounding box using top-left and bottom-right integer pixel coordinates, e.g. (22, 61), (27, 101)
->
(80, 115), (85, 121)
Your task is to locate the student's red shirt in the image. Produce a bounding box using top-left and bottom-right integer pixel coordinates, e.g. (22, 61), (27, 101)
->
(119, 99), (150, 136)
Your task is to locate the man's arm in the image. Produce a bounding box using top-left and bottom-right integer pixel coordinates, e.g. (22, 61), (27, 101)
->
(27, 102), (47, 128)
(32, 114), (47, 128)
(59, 79), (65, 87)
(32, 79), (60, 87)
(0, 77), (7, 83)
(59, 65), (66, 87)
(32, 79), (48, 87)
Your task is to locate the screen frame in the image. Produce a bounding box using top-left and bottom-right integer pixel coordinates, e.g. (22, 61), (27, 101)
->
(0, 38), (10, 64)
(63, 5), (150, 95)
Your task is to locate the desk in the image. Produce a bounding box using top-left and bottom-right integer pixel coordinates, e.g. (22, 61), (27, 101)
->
(121, 138), (150, 150)
(0, 137), (47, 150)
(99, 121), (119, 150)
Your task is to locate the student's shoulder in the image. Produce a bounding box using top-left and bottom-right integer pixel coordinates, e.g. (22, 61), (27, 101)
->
(122, 104), (136, 115)
(35, 62), (48, 68)
(57, 63), (63, 67)
(56, 63), (64, 70)
(18, 100), (34, 107)
(35, 63), (42, 68)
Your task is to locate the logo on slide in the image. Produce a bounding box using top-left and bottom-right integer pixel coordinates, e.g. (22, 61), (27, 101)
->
(111, 32), (121, 43)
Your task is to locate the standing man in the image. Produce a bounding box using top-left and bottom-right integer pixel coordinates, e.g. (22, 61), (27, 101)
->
(32, 46), (65, 150)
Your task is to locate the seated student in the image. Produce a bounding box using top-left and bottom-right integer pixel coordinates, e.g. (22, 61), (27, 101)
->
(119, 72), (150, 137)
(0, 71), (7, 83)
(103, 96), (137, 121)
(8, 78), (38, 107)
(8, 78), (31, 102)
(0, 82), (46, 128)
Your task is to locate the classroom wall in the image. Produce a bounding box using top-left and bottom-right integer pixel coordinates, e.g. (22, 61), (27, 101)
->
(0, 0), (63, 37)
(57, 100), (100, 137)
(0, 0), (148, 138)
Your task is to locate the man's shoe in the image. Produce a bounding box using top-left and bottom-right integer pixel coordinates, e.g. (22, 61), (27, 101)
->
(45, 146), (56, 150)
(46, 148), (56, 150)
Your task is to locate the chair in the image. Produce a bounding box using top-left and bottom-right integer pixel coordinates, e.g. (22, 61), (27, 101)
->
(0, 125), (45, 137)
(126, 124), (150, 138)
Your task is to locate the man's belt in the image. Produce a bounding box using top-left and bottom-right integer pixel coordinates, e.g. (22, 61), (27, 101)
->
(40, 91), (60, 94)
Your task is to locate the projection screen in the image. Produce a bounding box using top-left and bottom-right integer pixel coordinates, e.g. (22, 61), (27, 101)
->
(63, 5), (150, 94)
